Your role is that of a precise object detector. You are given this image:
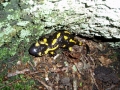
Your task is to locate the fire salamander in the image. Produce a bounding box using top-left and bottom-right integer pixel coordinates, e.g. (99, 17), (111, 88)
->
(29, 30), (83, 57)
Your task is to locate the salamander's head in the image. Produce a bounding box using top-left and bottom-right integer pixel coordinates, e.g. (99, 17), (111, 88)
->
(29, 43), (47, 57)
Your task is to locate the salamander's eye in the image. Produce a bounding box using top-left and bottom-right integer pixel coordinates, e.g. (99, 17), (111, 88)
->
(29, 43), (39, 57)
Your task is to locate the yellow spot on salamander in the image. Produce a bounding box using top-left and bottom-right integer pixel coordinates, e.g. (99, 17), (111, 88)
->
(64, 30), (70, 34)
(39, 41), (48, 45)
(50, 51), (54, 55)
(69, 47), (72, 51)
(39, 41), (45, 44)
(35, 42), (40, 47)
(44, 45), (59, 54)
(52, 39), (57, 45)
(43, 38), (47, 43)
(57, 33), (61, 38)
(62, 45), (66, 47)
(79, 41), (83, 46)
(69, 39), (76, 43)
(64, 36), (68, 40)
(38, 52), (42, 56)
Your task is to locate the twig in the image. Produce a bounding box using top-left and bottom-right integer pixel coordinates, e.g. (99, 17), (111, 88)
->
(7, 69), (30, 77)
(35, 77), (53, 90)
(89, 69), (100, 90)
(28, 61), (36, 71)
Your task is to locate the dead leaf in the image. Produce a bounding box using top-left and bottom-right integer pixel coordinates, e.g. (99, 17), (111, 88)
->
(98, 56), (112, 66)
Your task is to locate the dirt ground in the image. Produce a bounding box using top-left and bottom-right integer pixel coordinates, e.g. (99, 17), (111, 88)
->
(1, 37), (120, 90)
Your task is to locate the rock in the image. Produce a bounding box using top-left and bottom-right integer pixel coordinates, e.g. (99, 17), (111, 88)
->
(1, 0), (120, 47)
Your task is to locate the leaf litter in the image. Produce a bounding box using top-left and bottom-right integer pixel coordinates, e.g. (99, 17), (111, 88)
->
(1, 37), (120, 90)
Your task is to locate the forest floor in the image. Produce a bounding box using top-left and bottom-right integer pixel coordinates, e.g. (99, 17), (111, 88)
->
(0, 37), (120, 90)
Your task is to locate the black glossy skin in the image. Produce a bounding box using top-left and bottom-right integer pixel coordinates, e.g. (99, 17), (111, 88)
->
(29, 30), (81, 57)
(29, 43), (48, 57)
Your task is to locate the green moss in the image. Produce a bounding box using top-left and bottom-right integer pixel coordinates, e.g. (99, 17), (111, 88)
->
(0, 47), (8, 56)
(0, 10), (7, 22)
(20, 29), (31, 38)
(0, 0), (88, 89)
(4, 0), (20, 11)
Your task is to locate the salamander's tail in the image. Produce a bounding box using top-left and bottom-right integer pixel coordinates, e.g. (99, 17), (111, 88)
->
(78, 41), (83, 46)
(77, 40), (90, 54)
